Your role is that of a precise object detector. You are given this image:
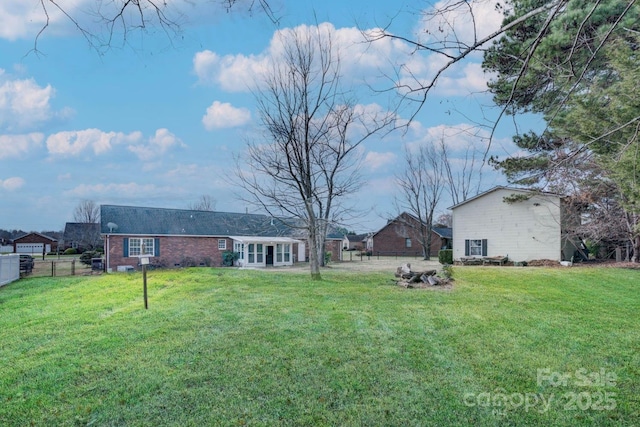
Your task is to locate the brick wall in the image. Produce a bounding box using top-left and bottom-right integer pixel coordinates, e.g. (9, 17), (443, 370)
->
(106, 235), (228, 270)
(13, 234), (58, 253)
(325, 240), (342, 262)
(373, 218), (445, 257)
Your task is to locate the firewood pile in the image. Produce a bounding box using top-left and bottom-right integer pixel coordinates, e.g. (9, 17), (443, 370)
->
(395, 263), (452, 289)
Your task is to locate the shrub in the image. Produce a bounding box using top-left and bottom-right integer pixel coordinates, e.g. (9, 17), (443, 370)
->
(222, 251), (239, 267)
(324, 251), (332, 264)
(438, 249), (453, 265)
(80, 250), (101, 266)
(180, 257), (198, 267)
(64, 248), (78, 255)
(441, 264), (454, 279)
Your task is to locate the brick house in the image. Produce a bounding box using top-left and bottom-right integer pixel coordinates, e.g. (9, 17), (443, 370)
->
(13, 232), (58, 255)
(370, 212), (452, 258)
(101, 205), (342, 271)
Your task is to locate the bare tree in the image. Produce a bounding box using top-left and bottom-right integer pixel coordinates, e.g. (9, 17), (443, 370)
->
(235, 24), (394, 279)
(34, 0), (277, 53)
(437, 138), (484, 206)
(187, 195), (216, 211)
(394, 143), (446, 260)
(73, 200), (100, 223)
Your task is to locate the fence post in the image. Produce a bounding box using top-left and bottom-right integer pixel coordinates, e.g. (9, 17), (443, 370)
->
(72, 259), (75, 276)
(51, 261), (55, 277)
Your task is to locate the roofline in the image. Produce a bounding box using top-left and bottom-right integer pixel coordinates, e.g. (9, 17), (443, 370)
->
(100, 204), (271, 218)
(448, 186), (564, 210)
(13, 231), (58, 242)
(101, 233), (228, 238)
(370, 212), (451, 238)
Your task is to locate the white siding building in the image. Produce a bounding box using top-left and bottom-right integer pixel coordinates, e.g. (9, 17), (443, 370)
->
(451, 187), (576, 263)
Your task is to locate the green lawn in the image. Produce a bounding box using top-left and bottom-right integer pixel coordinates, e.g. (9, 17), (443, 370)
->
(0, 266), (637, 426)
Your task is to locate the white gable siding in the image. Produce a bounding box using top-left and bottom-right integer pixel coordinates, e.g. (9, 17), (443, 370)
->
(452, 188), (562, 262)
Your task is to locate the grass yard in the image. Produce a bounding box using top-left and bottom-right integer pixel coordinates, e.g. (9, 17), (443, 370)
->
(0, 266), (638, 426)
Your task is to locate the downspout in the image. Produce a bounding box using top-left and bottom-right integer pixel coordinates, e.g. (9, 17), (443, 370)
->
(106, 235), (110, 272)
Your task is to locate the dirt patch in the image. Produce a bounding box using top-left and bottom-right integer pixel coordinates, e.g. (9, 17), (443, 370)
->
(263, 257), (443, 274)
(526, 259), (561, 267)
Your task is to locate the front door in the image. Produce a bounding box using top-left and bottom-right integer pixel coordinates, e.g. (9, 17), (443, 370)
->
(266, 245), (274, 265)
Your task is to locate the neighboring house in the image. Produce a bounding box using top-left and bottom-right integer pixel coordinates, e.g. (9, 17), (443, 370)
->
(370, 212), (452, 257)
(13, 232), (58, 255)
(450, 186), (578, 263)
(324, 235), (344, 262)
(342, 233), (368, 251)
(100, 205), (307, 271)
(63, 223), (103, 252)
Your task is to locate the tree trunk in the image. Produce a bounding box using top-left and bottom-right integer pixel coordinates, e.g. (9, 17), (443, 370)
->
(632, 235), (640, 263)
(307, 225), (323, 280)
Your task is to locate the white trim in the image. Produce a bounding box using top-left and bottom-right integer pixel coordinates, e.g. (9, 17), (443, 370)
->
(230, 236), (301, 268)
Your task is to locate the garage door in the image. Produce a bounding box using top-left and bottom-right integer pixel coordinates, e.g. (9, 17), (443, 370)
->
(16, 243), (45, 254)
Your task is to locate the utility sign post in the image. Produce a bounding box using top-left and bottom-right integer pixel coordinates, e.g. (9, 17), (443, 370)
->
(139, 241), (152, 309)
(140, 255), (149, 309)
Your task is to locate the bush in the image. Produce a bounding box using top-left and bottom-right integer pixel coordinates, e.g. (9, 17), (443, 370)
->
(222, 251), (239, 267)
(441, 264), (454, 279)
(324, 251), (332, 264)
(64, 248), (78, 255)
(180, 257), (198, 267)
(438, 249), (453, 265)
(80, 250), (101, 266)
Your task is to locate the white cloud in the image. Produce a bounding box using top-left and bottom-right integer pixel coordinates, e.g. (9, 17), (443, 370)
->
(0, 176), (25, 191)
(415, 0), (504, 50)
(0, 71), (70, 131)
(364, 151), (397, 171)
(410, 122), (490, 151)
(193, 17), (499, 100)
(46, 129), (141, 157)
(193, 50), (270, 92)
(414, 62), (491, 96)
(0, 133), (44, 159)
(202, 101), (251, 130)
(388, 0), (503, 98)
(45, 128), (184, 161)
(127, 128), (186, 161)
(193, 22), (405, 93)
(0, 2), (62, 40)
(64, 182), (168, 198)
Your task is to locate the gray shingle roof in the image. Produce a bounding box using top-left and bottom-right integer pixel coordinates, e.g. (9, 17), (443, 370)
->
(63, 223), (101, 242)
(100, 205), (296, 237)
(432, 227), (452, 239)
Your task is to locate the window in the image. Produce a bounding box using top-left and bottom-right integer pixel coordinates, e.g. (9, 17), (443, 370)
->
(248, 244), (255, 263)
(129, 238), (155, 257)
(247, 243), (264, 264)
(465, 239), (487, 257)
(405, 238), (412, 248)
(234, 242), (244, 260)
(275, 243), (291, 264)
(469, 240), (482, 256)
(218, 239), (227, 250)
(284, 244), (290, 262)
(256, 244), (264, 263)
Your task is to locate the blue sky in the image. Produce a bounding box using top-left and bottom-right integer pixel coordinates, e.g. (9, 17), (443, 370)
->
(0, 0), (535, 233)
